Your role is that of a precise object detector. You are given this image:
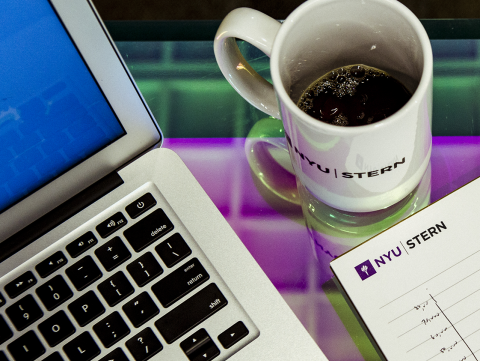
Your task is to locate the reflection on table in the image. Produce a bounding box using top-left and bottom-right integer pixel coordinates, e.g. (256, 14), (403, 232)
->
(118, 36), (480, 360)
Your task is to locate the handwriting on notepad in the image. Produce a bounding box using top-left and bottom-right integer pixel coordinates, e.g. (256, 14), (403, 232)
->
(430, 327), (448, 340)
(420, 312), (440, 326)
(414, 300), (429, 312)
(379, 248), (480, 361)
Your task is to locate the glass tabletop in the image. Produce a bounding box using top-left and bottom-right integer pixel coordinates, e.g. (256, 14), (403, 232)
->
(114, 20), (480, 360)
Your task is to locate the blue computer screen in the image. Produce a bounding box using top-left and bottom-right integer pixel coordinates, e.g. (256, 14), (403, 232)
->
(0, 1), (125, 213)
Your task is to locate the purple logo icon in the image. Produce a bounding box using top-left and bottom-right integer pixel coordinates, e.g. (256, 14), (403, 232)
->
(355, 260), (377, 280)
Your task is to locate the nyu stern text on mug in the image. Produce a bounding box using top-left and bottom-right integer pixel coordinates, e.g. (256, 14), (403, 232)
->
(214, 0), (433, 212)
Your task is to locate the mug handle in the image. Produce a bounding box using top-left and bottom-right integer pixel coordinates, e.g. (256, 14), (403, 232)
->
(214, 8), (282, 119)
(245, 117), (300, 205)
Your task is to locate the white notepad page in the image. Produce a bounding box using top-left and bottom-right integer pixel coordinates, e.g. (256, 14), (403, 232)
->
(330, 177), (480, 361)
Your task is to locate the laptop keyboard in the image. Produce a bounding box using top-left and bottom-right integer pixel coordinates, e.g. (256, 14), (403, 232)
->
(0, 185), (259, 361)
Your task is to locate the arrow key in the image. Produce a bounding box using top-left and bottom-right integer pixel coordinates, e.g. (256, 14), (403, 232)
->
(180, 329), (220, 361)
(218, 321), (249, 349)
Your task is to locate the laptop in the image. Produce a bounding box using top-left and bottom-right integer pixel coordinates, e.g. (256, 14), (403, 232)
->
(0, 1), (328, 360)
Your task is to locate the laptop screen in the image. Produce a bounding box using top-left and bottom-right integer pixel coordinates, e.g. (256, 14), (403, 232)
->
(0, 0), (125, 214)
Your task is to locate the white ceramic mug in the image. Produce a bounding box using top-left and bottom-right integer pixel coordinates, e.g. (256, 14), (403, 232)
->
(214, 0), (433, 212)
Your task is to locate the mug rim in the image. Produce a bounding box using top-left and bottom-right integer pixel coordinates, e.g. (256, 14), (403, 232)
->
(270, 0), (433, 136)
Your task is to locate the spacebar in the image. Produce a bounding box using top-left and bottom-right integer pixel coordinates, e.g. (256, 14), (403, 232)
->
(154, 283), (228, 344)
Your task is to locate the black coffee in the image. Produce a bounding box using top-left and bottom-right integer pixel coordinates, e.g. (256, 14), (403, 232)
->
(296, 64), (412, 126)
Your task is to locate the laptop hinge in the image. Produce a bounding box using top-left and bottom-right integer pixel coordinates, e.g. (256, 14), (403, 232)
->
(0, 171), (124, 263)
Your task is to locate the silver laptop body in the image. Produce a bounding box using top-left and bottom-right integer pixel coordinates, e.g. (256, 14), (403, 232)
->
(0, 1), (327, 360)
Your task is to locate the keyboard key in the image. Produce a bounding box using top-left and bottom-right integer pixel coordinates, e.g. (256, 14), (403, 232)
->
(6, 294), (43, 331)
(0, 292), (5, 307)
(95, 236), (131, 271)
(97, 272), (134, 307)
(66, 256), (102, 291)
(68, 290), (105, 327)
(125, 327), (163, 361)
(125, 193), (157, 219)
(93, 311), (130, 348)
(96, 212), (127, 239)
(218, 321), (249, 349)
(155, 233), (192, 268)
(127, 252), (163, 287)
(151, 258), (209, 308)
(122, 292), (159, 328)
(35, 251), (68, 278)
(124, 209), (174, 252)
(63, 332), (100, 361)
(0, 315), (13, 345)
(7, 330), (45, 361)
(0, 351), (8, 361)
(180, 328), (219, 361)
(38, 310), (75, 347)
(43, 352), (64, 361)
(36, 275), (73, 311)
(155, 283), (228, 344)
(5, 271), (37, 299)
(187, 346), (219, 361)
(180, 328), (210, 356)
(66, 232), (97, 258)
(99, 348), (129, 361)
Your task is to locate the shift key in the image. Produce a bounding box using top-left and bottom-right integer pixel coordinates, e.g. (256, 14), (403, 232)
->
(155, 283), (227, 344)
(124, 209), (174, 252)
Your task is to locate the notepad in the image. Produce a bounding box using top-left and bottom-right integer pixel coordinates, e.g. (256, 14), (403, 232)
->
(330, 177), (480, 361)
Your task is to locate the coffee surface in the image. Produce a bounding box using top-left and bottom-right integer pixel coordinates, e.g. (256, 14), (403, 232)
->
(296, 65), (412, 126)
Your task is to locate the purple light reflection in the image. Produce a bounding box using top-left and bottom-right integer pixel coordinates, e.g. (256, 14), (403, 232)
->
(163, 138), (311, 291)
(163, 136), (480, 292)
(162, 136), (480, 361)
(431, 136), (480, 202)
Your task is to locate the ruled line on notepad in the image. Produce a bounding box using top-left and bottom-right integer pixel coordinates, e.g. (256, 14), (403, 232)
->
(388, 266), (480, 324)
(404, 294), (480, 361)
(380, 248), (480, 310)
(420, 301), (480, 361)
(391, 283), (480, 359)
(427, 294), (478, 361)
(394, 278), (480, 338)
(406, 307), (480, 353)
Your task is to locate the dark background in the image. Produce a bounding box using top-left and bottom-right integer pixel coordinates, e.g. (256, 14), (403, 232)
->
(92, 0), (480, 20)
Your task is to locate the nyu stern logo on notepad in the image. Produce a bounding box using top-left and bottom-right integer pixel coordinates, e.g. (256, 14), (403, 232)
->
(354, 246), (404, 281)
(351, 222), (447, 281)
(354, 260), (377, 280)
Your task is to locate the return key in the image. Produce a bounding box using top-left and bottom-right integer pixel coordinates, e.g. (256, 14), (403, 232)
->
(152, 258), (209, 308)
